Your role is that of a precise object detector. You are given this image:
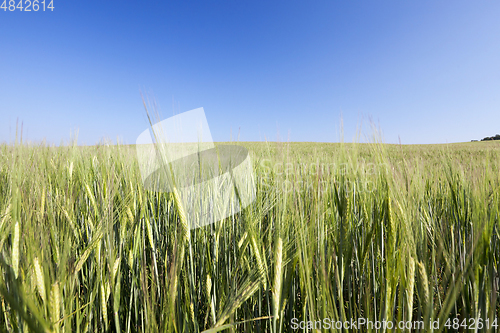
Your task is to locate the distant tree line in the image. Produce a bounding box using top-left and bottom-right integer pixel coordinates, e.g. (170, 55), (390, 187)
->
(474, 134), (500, 141)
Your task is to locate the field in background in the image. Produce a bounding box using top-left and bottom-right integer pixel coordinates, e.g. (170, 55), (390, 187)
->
(0, 140), (499, 332)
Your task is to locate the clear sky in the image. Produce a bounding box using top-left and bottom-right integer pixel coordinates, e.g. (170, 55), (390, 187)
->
(1, 0), (499, 145)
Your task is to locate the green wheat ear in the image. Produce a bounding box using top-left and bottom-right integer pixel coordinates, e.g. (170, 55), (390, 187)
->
(12, 222), (19, 279)
(50, 282), (60, 331)
(406, 256), (416, 323)
(33, 257), (45, 303)
(272, 237), (283, 328)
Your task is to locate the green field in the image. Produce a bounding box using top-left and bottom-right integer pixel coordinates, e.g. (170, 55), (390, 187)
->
(1, 140), (499, 332)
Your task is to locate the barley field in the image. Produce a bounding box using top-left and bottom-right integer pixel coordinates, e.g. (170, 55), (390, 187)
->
(0, 139), (499, 332)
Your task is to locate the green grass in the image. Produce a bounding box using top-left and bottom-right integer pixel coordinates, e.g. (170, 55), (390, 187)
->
(0, 139), (499, 332)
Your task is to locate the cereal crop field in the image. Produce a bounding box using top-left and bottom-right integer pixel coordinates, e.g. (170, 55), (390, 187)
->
(0, 140), (499, 332)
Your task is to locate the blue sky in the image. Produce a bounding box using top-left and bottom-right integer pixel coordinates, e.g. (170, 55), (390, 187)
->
(1, 0), (499, 145)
